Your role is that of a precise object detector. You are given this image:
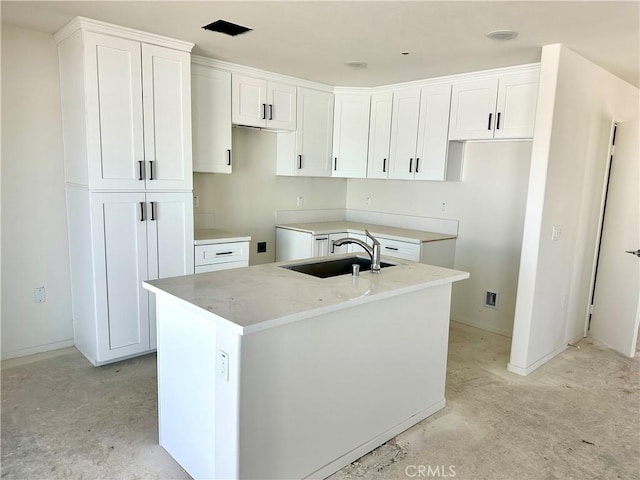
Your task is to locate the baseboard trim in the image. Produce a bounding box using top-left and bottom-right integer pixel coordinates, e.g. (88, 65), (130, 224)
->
(1, 339), (75, 361)
(306, 399), (446, 479)
(450, 317), (512, 338)
(507, 343), (568, 376)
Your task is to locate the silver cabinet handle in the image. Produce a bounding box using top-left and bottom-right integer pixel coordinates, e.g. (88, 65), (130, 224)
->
(227, 149), (232, 166)
(148, 161), (155, 180)
(150, 201), (156, 221)
(138, 161), (144, 181)
(139, 202), (146, 222)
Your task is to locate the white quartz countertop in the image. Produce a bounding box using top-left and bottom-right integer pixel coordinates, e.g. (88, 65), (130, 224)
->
(144, 254), (469, 335)
(276, 221), (456, 244)
(194, 228), (251, 245)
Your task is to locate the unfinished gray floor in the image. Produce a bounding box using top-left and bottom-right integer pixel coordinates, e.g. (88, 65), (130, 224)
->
(2, 322), (638, 480)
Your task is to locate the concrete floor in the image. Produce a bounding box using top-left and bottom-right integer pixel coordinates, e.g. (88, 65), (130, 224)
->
(2, 322), (638, 480)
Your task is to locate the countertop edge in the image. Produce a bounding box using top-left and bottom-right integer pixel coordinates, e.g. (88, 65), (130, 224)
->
(276, 223), (456, 243)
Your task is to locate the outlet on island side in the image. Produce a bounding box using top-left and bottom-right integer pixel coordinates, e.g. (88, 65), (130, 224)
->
(257, 242), (267, 253)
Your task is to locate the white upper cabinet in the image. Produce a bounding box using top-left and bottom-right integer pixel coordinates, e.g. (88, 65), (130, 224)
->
(493, 71), (540, 139)
(388, 88), (422, 180)
(192, 64), (232, 174)
(332, 94), (371, 178)
(293, 88), (334, 177)
(449, 69), (539, 141)
(414, 84), (452, 181)
(232, 74), (296, 130)
(388, 85), (452, 181)
(65, 31), (192, 191)
(141, 44), (192, 190)
(367, 92), (393, 179)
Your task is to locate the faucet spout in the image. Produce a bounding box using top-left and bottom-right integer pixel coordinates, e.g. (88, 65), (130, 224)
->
(331, 229), (382, 273)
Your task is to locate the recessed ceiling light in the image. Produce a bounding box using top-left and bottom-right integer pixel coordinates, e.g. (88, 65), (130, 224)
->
(486, 30), (518, 41)
(344, 61), (368, 69)
(202, 19), (252, 36)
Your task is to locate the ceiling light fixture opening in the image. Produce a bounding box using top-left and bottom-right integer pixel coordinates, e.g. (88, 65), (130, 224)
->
(202, 19), (252, 36)
(486, 30), (518, 41)
(344, 61), (368, 69)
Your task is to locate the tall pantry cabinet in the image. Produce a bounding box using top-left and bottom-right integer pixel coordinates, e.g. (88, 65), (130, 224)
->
(55, 18), (194, 365)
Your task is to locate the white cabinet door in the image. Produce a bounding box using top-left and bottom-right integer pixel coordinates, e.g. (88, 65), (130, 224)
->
(332, 94), (371, 178)
(367, 92), (393, 179)
(275, 228), (313, 261)
(146, 192), (194, 350)
(232, 74), (267, 128)
(312, 234), (331, 257)
(414, 84), (452, 181)
(84, 33), (145, 190)
(448, 78), (499, 141)
(296, 88), (334, 177)
(267, 82), (296, 130)
(91, 192), (150, 362)
(142, 44), (192, 191)
(388, 88), (421, 180)
(192, 65), (232, 173)
(494, 71), (539, 139)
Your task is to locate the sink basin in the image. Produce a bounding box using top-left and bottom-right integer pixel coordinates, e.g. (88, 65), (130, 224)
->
(282, 256), (395, 279)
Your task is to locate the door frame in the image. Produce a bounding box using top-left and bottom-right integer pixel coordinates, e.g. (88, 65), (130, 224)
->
(583, 120), (617, 337)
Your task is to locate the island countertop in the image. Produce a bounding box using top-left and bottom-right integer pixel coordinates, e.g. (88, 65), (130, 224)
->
(144, 254), (469, 335)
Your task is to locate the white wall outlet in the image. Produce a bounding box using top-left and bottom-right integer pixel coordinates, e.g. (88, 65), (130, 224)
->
(365, 196), (371, 207)
(193, 195), (199, 208)
(552, 225), (562, 241)
(34, 286), (46, 303)
(296, 195), (304, 207)
(441, 202), (447, 213)
(218, 350), (229, 382)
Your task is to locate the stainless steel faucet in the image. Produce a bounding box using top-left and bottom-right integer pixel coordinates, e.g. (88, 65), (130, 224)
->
(332, 229), (382, 273)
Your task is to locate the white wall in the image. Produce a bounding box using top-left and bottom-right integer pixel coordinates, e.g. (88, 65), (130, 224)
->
(194, 128), (348, 265)
(509, 44), (639, 375)
(346, 141), (532, 336)
(1, 24), (73, 359)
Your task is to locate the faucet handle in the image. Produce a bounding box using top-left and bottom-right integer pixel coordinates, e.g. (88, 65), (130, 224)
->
(364, 229), (380, 245)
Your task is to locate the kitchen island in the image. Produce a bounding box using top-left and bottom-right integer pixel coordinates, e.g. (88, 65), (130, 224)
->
(143, 254), (469, 479)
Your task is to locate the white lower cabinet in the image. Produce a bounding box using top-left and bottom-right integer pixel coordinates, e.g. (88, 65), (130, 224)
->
(194, 241), (250, 273)
(275, 227), (455, 267)
(69, 190), (193, 365)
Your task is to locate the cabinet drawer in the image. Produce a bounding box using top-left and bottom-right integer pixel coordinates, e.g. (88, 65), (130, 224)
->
(378, 237), (420, 261)
(195, 242), (249, 267)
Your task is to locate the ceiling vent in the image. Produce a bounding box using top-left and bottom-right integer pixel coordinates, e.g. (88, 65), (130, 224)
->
(202, 19), (252, 36)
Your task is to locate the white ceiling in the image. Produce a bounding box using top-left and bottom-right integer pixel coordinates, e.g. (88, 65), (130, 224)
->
(2, 1), (638, 87)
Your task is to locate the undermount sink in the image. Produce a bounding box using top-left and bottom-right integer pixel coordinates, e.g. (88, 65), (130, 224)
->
(282, 256), (396, 279)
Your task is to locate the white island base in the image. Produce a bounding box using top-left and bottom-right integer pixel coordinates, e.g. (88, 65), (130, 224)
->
(146, 258), (468, 479)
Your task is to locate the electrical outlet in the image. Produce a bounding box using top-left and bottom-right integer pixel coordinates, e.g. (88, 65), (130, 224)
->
(296, 195), (304, 207)
(441, 202), (447, 213)
(365, 196), (371, 207)
(257, 241), (267, 253)
(193, 195), (199, 208)
(219, 350), (229, 382)
(34, 286), (46, 303)
(484, 290), (498, 309)
(552, 225), (562, 241)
